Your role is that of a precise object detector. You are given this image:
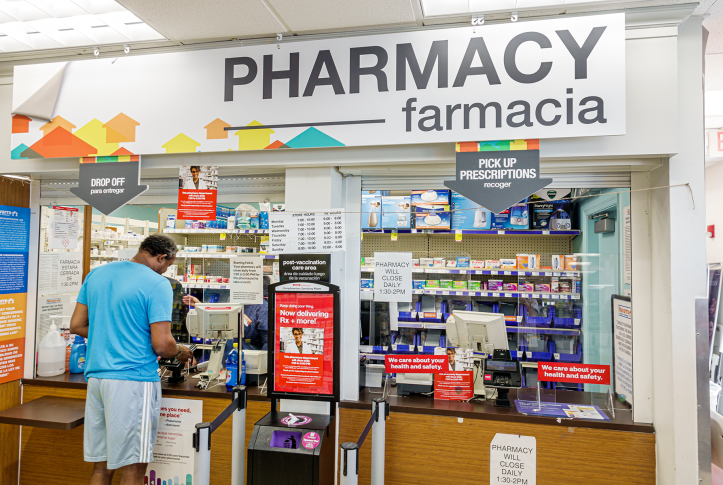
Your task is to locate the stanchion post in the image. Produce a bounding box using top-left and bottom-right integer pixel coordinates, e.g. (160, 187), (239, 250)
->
(340, 442), (359, 485)
(371, 398), (387, 485)
(231, 386), (247, 485)
(194, 422), (211, 485)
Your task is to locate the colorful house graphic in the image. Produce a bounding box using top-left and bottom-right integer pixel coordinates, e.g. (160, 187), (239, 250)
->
(162, 134), (200, 153)
(111, 147), (135, 156)
(40, 116), (76, 136)
(11, 115), (31, 134)
(22, 127), (96, 158)
(284, 127), (343, 149)
(11, 143), (28, 159)
(235, 121), (274, 150)
(204, 118), (231, 140)
(103, 113), (140, 143)
(75, 119), (119, 156)
(265, 140), (289, 149)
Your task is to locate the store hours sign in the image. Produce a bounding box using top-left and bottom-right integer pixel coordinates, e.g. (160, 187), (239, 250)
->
(12, 14), (625, 159)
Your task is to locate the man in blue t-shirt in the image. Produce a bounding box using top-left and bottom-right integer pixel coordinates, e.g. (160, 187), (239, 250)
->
(70, 234), (192, 485)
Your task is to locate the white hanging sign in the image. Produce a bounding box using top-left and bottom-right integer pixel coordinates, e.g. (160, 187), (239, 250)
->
(373, 252), (412, 302)
(269, 210), (346, 254)
(230, 256), (264, 304)
(490, 433), (536, 485)
(38, 252), (82, 295)
(612, 295), (633, 405)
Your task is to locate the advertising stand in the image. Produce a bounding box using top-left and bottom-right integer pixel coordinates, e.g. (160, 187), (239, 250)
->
(247, 281), (340, 485)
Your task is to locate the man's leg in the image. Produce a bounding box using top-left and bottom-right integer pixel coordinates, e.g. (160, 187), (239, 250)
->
(119, 463), (148, 485)
(89, 462), (114, 485)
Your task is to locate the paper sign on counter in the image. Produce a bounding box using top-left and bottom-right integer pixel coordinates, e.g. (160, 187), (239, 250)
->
(490, 433), (536, 485)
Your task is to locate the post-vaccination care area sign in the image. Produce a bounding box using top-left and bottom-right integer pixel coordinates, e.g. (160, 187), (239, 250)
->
(12, 14), (625, 159)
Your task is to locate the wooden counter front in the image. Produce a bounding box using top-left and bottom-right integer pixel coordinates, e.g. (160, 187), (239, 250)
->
(18, 378), (656, 485)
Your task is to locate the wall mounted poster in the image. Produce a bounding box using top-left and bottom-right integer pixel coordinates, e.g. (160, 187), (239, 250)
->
(49, 206), (79, 250)
(177, 165), (218, 220)
(0, 205), (30, 384)
(611, 295), (633, 405)
(12, 14), (625, 160)
(144, 397), (203, 485)
(272, 288), (336, 398)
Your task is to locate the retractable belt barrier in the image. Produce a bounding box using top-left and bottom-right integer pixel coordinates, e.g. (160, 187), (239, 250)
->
(192, 386), (247, 485)
(340, 398), (389, 485)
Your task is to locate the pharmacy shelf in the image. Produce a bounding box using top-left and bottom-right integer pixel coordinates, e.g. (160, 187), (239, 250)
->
(360, 288), (580, 300)
(90, 255), (118, 260)
(177, 252), (277, 259)
(505, 326), (580, 336)
(164, 228), (268, 234)
(362, 229), (580, 236)
(361, 266), (581, 277)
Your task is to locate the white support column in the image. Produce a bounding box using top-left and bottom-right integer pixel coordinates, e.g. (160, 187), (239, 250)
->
(650, 16), (707, 485)
(342, 175), (361, 402)
(630, 170), (653, 423)
(23, 179), (41, 379)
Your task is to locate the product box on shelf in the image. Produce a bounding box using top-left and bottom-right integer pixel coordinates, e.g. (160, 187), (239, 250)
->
(503, 283), (518, 291)
(529, 189), (573, 230)
(456, 257), (470, 268)
(488, 280), (504, 291)
(519, 283), (534, 292)
(535, 284), (551, 292)
(440, 280), (453, 289)
(564, 255), (579, 270)
(469, 280), (481, 290)
(415, 204), (451, 230)
(471, 260), (485, 269)
(362, 192), (383, 229)
(361, 279), (374, 289)
(433, 257), (446, 268)
(500, 259), (517, 269)
(420, 257), (433, 267)
(446, 259), (456, 268)
(486, 260), (501, 269)
(426, 280), (440, 288)
(411, 189), (450, 206)
(551, 255), (565, 271)
(490, 199), (530, 229)
(453, 281), (468, 290)
(413, 280), (426, 289)
(381, 195), (412, 229)
(450, 192), (492, 230)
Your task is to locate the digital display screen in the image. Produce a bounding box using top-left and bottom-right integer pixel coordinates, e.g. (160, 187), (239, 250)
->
(486, 360), (518, 371)
(273, 292), (335, 396)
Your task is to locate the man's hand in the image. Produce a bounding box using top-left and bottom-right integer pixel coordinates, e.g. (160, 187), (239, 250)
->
(177, 344), (193, 363)
(183, 295), (200, 307)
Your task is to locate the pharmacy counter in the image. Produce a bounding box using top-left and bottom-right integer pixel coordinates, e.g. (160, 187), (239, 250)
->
(18, 376), (656, 484)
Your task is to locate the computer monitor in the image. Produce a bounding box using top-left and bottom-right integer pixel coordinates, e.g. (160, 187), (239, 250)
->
(190, 303), (242, 339)
(446, 311), (508, 354)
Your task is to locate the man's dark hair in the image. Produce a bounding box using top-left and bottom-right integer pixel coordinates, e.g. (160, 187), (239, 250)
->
(292, 328), (303, 335)
(190, 166), (201, 172)
(446, 348), (455, 355)
(139, 234), (177, 259)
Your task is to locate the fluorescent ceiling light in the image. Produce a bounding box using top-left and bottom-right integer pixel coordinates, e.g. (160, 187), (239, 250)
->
(421, 0), (650, 17)
(0, 0), (165, 53)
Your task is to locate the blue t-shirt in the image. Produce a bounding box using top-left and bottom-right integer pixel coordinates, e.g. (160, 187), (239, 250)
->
(77, 261), (172, 382)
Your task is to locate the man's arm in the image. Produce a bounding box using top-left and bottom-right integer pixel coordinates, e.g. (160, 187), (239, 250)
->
(150, 322), (192, 361)
(69, 303), (89, 338)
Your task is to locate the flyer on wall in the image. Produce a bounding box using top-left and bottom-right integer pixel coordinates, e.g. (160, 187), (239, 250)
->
(177, 165), (218, 220)
(274, 292), (334, 396)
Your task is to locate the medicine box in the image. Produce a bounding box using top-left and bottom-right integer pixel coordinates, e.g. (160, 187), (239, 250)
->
(500, 259), (517, 269)
(382, 195), (411, 229)
(529, 189), (573, 230)
(453, 281), (468, 290)
(426, 280), (440, 288)
(450, 192), (492, 230)
(361, 279), (374, 288)
(456, 257), (470, 268)
(411, 189), (450, 206)
(469, 280), (481, 290)
(413, 280), (426, 289)
(488, 280), (504, 291)
(490, 200), (530, 229)
(362, 193), (382, 229)
(440, 280), (453, 289)
(415, 204), (451, 230)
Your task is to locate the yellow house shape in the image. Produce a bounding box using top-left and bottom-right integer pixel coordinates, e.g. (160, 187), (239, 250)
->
(235, 121), (274, 150)
(75, 119), (119, 156)
(509, 140), (529, 150)
(162, 133), (201, 153)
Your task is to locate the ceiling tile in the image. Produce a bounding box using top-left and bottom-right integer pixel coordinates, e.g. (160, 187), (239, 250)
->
(117, 0), (286, 42)
(268, 0), (416, 32)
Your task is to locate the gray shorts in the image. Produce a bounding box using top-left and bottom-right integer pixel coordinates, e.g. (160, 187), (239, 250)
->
(84, 377), (161, 469)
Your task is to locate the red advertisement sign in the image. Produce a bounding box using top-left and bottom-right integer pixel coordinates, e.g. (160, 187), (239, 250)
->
(538, 362), (611, 385)
(434, 372), (474, 400)
(274, 292), (334, 396)
(384, 355), (447, 373)
(177, 189), (217, 220)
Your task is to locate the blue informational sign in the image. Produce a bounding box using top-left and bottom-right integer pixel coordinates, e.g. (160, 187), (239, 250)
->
(515, 400), (610, 421)
(0, 205), (30, 295)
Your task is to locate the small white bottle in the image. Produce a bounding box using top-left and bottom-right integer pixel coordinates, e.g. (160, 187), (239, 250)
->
(37, 317), (69, 377)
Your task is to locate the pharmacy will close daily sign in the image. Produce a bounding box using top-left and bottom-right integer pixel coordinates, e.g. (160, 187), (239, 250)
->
(12, 14), (624, 160)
